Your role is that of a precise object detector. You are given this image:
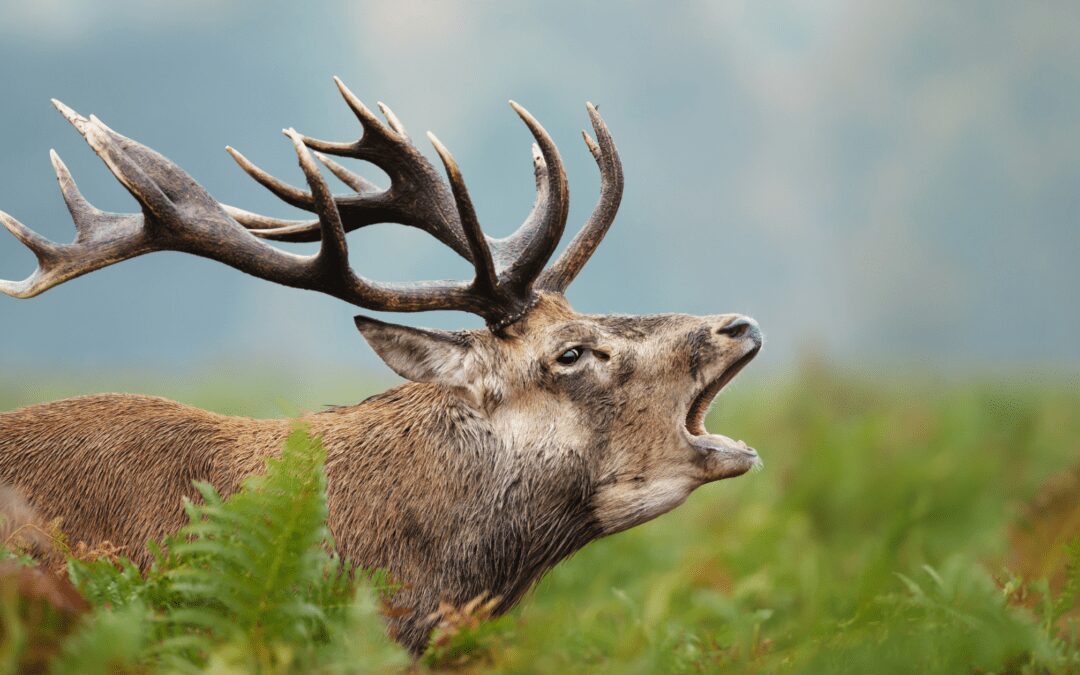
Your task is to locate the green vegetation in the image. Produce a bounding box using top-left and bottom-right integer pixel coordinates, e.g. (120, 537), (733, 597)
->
(2, 367), (1078, 672)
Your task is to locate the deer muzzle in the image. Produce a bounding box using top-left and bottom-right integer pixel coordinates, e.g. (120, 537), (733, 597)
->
(684, 317), (763, 477)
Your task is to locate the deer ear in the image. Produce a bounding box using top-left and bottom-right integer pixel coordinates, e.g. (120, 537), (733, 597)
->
(353, 315), (477, 391)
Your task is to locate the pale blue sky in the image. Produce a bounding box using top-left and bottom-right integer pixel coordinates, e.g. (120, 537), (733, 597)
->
(1, 1), (1078, 378)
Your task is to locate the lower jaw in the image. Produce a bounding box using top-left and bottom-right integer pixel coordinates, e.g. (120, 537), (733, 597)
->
(688, 431), (756, 456)
(687, 431), (762, 477)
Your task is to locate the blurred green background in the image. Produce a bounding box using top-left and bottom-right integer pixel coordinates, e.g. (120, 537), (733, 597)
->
(1, 1), (1078, 671)
(2, 369), (1078, 671)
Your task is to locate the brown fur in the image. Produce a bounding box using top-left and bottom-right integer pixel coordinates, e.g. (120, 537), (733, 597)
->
(0, 293), (762, 653)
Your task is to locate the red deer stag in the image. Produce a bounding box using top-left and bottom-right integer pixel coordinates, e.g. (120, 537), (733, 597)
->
(0, 78), (762, 653)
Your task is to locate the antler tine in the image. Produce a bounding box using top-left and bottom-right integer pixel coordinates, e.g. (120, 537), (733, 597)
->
(331, 76), (395, 144)
(498, 142), (552, 263)
(427, 132), (499, 294)
(537, 102), (624, 292)
(225, 145), (317, 210)
(0, 211), (54, 298)
(314, 152), (382, 194)
(492, 101), (569, 293)
(221, 205), (315, 236)
(292, 78), (400, 159)
(51, 149), (104, 232)
(377, 101), (409, 139)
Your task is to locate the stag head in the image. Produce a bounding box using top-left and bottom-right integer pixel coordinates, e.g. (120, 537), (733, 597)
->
(356, 295), (761, 534)
(0, 77), (763, 534)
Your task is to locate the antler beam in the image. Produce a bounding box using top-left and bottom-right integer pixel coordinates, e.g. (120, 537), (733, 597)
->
(1, 80), (624, 331)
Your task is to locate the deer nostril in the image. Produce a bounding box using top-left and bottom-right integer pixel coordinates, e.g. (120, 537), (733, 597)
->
(717, 317), (753, 339)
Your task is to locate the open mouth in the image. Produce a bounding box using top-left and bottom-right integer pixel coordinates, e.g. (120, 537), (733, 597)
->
(684, 346), (760, 458)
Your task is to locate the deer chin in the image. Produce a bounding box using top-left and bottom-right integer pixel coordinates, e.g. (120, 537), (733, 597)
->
(683, 346), (761, 474)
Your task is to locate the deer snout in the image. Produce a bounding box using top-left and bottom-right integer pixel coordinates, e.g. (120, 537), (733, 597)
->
(716, 316), (762, 346)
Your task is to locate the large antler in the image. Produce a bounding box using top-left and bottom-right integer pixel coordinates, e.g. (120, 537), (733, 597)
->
(224, 79), (623, 297)
(0, 79), (624, 330)
(224, 77), (571, 301)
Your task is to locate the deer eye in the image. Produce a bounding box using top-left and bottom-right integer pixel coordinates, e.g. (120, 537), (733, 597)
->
(556, 347), (583, 365)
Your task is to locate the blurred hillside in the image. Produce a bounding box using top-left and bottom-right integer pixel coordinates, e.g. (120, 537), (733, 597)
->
(1, 0), (1078, 375)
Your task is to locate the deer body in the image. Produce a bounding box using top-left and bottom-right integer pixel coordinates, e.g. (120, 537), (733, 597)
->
(0, 81), (763, 653)
(0, 383), (597, 652)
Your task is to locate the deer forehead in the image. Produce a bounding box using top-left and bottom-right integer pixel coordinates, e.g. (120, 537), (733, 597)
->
(502, 295), (705, 352)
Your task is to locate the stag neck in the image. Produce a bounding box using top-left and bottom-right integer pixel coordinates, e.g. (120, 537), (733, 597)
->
(309, 382), (602, 617)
